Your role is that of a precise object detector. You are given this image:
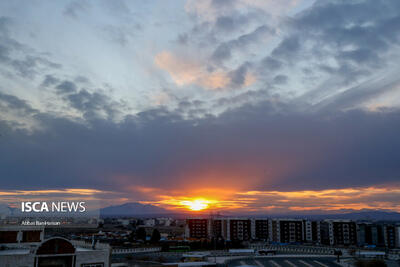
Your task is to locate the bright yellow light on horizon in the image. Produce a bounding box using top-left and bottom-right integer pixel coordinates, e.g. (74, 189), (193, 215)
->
(181, 199), (212, 211)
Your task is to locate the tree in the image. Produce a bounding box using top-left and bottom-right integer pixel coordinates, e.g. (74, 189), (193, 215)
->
(136, 227), (147, 242)
(150, 229), (161, 243)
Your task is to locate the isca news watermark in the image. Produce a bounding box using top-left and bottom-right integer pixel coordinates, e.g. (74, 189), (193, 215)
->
(21, 201), (86, 213)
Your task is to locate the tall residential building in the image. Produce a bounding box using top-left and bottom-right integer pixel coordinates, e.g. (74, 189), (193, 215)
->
(187, 218), (268, 241)
(185, 218), (210, 239)
(268, 219), (280, 242)
(302, 220), (321, 244)
(228, 219), (252, 241)
(253, 219), (269, 240)
(186, 218), (253, 241)
(212, 218), (228, 239)
(268, 219), (303, 243)
(384, 225), (397, 248)
(396, 225), (400, 248)
(279, 219), (303, 243)
(184, 217), (400, 248)
(321, 220), (357, 246)
(357, 223), (385, 247)
(311, 221), (321, 244)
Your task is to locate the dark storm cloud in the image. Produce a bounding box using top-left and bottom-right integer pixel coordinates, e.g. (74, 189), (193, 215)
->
(1, 92), (400, 193)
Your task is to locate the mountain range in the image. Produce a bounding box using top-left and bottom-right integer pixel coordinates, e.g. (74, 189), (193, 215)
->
(99, 202), (400, 220)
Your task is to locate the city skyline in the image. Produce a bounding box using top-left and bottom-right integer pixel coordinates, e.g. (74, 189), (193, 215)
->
(1, 0), (400, 214)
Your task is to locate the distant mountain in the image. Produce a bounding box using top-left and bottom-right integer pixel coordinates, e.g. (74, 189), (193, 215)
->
(322, 211), (400, 221)
(99, 204), (400, 220)
(248, 210), (400, 221)
(100, 202), (169, 217)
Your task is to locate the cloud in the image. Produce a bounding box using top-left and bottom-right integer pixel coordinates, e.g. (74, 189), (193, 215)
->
(0, 92), (37, 115)
(41, 75), (126, 121)
(154, 51), (255, 90)
(63, 0), (90, 18)
(141, 185), (400, 213)
(232, 186), (400, 213)
(261, 56), (283, 71)
(277, 1), (400, 81)
(101, 23), (141, 46)
(64, 88), (122, 121)
(55, 80), (78, 94)
(1, 93), (400, 198)
(311, 76), (400, 112)
(185, 0), (298, 23)
(273, 74), (288, 85)
(0, 16), (61, 79)
(271, 35), (300, 60)
(41, 75), (60, 87)
(212, 25), (275, 63)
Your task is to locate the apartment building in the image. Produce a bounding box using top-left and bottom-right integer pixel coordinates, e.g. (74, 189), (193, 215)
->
(320, 220), (357, 246)
(253, 219), (269, 240)
(185, 218), (210, 239)
(228, 219), (252, 241)
(185, 218), (400, 248)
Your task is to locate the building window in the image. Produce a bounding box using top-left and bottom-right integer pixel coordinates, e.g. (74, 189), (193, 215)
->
(82, 263), (104, 267)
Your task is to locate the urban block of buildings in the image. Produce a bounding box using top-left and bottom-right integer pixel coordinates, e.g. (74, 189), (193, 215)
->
(185, 218), (400, 248)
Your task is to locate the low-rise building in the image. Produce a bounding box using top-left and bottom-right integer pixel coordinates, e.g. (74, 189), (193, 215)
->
(0, 227), (110, 267)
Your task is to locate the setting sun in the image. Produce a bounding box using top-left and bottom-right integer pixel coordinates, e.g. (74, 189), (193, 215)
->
(181, 199), (211, 211)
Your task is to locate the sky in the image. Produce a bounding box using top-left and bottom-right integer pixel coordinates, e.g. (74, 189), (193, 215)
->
(1, 0), (400, 214)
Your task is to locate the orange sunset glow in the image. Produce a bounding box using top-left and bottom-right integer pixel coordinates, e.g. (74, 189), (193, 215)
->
(137, 185), (400, 214)
(181, 199), (212, 211)
(2, 185), (400, 213)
